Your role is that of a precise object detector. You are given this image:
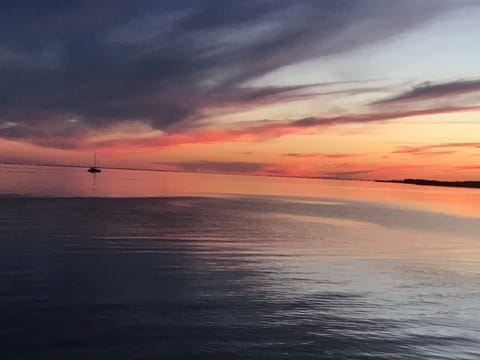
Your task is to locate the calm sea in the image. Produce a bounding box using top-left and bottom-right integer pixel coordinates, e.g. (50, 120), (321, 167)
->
(1, 164), (479, 359)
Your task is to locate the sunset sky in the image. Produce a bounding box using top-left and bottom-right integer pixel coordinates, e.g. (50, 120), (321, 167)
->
(1, 0), (480, 180)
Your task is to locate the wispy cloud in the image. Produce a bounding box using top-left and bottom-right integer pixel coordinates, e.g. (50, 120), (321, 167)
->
(0, 0), (465, 146)
(392, 148), (457, 156)
(322, 169), (373, 179)
(156, 158), (471, 179)
(81, 105), (480, 151)
(283, 153), (358, 159)
(1, 104), (477, 150)
(374, 79), (480, 105)
(162, 161), (270, 175)
(393, 142), (480, 155)
(453, 165), (480, 171)
(288, 106), (480, 128)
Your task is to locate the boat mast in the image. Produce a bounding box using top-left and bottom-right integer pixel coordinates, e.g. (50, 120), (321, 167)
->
(94, 152), (97, 167)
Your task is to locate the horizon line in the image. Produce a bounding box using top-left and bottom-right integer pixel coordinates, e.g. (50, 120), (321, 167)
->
(0, 160), (374, 182)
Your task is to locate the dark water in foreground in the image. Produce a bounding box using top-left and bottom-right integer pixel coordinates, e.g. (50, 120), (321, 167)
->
(1, 165), (480, 359)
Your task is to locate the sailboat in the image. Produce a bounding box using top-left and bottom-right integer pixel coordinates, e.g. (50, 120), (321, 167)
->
(87, 153), (102, 173)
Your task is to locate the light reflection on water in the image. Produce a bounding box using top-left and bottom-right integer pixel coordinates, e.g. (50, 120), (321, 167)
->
(0, 165), (480, 358)
(2, 164), (480, 217)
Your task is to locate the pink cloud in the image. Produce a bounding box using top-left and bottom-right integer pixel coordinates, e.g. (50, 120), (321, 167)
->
(95, 105), (480, 151)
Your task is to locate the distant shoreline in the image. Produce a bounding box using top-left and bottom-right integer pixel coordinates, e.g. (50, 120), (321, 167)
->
(376, 179), (480, 189)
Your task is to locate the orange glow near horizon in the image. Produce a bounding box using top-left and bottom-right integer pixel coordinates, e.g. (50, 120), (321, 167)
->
(2, 106), (480, 181)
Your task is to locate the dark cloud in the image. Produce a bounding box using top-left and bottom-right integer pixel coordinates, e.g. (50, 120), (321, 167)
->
(162, 161), (269, 174)
(0, 0), (465, 146)
(283, 153), (357, 159)
(322, 169), (373, 179)
(290, 105), (480, 128)
(374, 79), (480, 105)
(403, 150), (456, 156)
(393, 142), (480, 155)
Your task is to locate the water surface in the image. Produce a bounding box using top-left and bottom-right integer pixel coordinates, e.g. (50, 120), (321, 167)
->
(1, 165), (479, 359)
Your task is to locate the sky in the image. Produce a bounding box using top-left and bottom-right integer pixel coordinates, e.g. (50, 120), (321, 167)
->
(1, 0), (480, 180)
